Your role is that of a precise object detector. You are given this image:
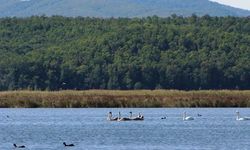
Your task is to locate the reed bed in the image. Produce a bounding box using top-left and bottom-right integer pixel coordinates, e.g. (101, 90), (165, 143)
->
(0, 90), (250, 108)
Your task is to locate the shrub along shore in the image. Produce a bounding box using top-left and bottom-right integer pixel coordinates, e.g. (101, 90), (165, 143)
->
(0, 90), (250, 108)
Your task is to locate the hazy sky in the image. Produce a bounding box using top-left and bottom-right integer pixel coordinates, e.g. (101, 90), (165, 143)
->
(211, 0), (250, 10)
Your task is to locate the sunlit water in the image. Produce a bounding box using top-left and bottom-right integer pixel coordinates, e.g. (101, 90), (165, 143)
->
(0, 108), (250, 150)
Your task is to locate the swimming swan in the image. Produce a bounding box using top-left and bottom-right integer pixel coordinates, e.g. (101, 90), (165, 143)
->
(13, 144), (25, 148)
(183, 112), (194, 121)
(236, 111), (250, 121)
(117, 112), (131, 121)
(129, 112), (144, 121)
(107, 112), (118, 121)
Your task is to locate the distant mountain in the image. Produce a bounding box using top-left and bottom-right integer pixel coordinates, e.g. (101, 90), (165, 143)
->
(0, 0), (250, 17)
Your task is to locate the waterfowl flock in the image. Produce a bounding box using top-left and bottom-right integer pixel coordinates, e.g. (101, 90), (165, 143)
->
(107, 111), (144, 121)
(108, 111), (197, 122)
(107, 111), (250, 122)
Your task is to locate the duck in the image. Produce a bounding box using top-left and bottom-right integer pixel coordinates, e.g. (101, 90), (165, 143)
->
(13, 144), (25, 148)
(107, 112), (118, 121)
(236, 111), (250, 121)
(161, 117), (167, 120)
(63, 142), (74, 147)
(161, 114), (168, 119)
(183, 112), (194, 121)
(197, 114), (202, 117)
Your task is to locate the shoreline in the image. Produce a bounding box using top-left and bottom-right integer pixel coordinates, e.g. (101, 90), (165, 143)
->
(0, 90), (250, 108)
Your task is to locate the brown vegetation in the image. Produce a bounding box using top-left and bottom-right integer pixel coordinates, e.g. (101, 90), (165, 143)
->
(0, 90), (250, 108)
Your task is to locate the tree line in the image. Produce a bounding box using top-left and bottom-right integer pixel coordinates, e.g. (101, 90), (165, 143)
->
(0, 15), (249, 90)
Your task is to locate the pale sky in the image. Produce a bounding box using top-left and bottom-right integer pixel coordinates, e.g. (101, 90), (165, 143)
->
(211, 0), (250, 10)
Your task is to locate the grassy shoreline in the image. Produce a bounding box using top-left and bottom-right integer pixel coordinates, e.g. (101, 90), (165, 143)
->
(0, 90), (250, 108)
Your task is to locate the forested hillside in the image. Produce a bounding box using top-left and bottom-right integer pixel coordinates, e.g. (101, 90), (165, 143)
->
(0, 0), (250, 17)
(0, 16), (250, 90)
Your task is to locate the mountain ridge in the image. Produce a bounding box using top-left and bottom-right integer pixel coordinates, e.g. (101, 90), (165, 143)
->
(0, 0), (250, 18)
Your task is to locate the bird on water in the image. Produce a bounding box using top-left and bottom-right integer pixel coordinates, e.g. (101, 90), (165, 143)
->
(13, 144), (25, 148)
(236, 111), (250, 121)
(63, 142), (75, 147)
(183, 112), (194, 121)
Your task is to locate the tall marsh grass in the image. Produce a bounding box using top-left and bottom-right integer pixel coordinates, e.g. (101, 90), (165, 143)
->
(0, 90), (250, 108)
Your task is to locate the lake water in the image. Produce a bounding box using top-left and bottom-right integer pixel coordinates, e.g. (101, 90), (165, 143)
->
(0, 108), (250, 150)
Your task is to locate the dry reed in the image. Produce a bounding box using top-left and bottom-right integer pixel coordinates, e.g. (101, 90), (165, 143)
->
(0, 90), (249, 108)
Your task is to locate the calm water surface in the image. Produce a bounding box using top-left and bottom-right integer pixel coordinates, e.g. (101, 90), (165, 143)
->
(0, 108), (250, 150)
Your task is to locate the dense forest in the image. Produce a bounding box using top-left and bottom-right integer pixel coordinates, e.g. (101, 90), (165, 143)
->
(0, 15), (249, 90)
(1, 0), (250, 17)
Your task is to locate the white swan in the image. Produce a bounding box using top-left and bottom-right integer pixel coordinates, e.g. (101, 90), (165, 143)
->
(183, 112), (194, 121)
(107, 112), (118, 121)
(117, 112), (131, 121)
(129, 112), (144, 121)
(236, 111), (250, 121)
